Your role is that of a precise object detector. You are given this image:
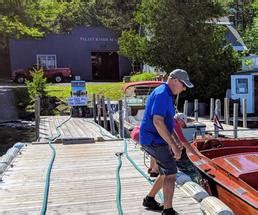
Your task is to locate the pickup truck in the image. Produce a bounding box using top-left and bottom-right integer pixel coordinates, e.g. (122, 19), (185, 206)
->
(11, 65), (73, 84)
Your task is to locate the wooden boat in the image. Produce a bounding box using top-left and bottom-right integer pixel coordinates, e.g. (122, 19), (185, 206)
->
(123, 80), (163, 116)
(116, 81), (206, 138)
(113, 81), (163, 137)
(186, 136), (258, 215)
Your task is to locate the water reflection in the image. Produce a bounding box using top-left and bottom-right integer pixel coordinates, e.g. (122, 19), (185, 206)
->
(0, 126), (35, 155)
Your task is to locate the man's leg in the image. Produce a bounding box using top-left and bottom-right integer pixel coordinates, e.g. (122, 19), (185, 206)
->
(143, 174), (164, 211)
(147, 174), (164, 197)
(163, 174), (176, 209)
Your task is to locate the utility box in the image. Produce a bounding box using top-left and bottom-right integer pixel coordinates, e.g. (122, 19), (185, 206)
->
(231, 70), (258, 114)
(231, 55), (258, 114)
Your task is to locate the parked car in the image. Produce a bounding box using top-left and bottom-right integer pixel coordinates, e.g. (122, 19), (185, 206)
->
(11, 65), (73, 84)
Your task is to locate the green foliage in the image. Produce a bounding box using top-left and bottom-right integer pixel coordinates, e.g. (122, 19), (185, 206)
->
(118, 30), (147, 69)
(119, 0), (241, 101)
(25, 69), (47, 101)
(0, 0), (63, 49)
(97, 0), (141, 32)
(243, 1), (258, 53)
(55, 0), (141, 33)
(130, 72), (157, 82)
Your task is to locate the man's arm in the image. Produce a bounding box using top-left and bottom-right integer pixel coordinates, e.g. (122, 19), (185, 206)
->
(153, 115), (182, 160)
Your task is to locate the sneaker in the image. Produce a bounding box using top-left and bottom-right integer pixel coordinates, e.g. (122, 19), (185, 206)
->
(143, 196), (163, 211)
(162, 208), (177, 215)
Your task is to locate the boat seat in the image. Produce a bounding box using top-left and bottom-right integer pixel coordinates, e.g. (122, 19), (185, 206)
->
(201, 146), (258, 159)
(128, 116), (140, 126)
(135, 109), (145, 121)
(239, 171), (258, 191)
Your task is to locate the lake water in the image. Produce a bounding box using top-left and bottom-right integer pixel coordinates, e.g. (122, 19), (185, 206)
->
(0, 126), (35, 156)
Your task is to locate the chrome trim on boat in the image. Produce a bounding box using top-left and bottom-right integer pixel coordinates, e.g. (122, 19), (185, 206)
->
(236, 188), (247, 195)
(193, 160), (207, 166)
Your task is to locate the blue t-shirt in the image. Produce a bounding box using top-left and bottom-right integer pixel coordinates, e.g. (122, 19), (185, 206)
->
(139, 83), (175, 145)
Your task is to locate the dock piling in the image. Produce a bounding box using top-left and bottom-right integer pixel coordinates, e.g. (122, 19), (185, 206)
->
(92, 94), (96, 122)
(107, 98), (115, 135)
(183, 100), (188, 116)
(118, 100), (124, 138)
(97, 95), (101, 126)
(242, 98), (247, 128)
(215, 99), (221, 120)
(210, 98), (214, 120)
(224, 98), (230, 125)
(102, 96), (108, 130)
(194, 99), (198, 121)
(35, 95), (40, 141)
(233, 103), (239, 138)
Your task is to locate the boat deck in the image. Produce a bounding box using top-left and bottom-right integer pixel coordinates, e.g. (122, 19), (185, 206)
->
(213, 153), (258, 177)
(0, 140), (202, 214)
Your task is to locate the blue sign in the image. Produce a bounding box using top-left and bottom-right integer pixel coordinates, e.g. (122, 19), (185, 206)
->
(68, 80), (88, 106)
(68, 97), (88, 106)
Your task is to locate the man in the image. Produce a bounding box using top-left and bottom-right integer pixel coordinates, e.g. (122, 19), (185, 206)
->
(139, 69), (193, 215)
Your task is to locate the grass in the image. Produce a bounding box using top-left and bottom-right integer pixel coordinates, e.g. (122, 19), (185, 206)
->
(46, 82), (124, 102)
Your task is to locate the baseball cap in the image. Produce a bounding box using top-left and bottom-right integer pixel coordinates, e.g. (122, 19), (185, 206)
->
(175, 113), (187, 125)
(169, 69), (194, 88)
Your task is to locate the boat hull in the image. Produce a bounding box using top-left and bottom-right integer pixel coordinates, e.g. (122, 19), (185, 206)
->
(187, 137), (258, 215)
(200, 172), (258, 215)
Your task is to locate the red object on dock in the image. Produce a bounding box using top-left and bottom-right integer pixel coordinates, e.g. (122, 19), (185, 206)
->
(187, 137), (258, 215)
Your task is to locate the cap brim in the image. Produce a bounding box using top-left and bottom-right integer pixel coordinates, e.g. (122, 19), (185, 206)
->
(181, 80), (194, 88)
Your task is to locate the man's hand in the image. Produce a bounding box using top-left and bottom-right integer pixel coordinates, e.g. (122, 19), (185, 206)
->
(170, 145), (182, 160)
(184, 143), (202, 159)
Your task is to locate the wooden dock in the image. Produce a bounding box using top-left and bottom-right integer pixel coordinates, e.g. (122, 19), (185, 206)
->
(39, 116), (117, 143)
(0, 139), (202, 214)
(193, 117), (258, 138)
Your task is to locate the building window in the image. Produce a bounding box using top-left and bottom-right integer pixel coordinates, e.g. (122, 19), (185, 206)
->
(37, 55), (57, 69)
(236, 78), (248, 94)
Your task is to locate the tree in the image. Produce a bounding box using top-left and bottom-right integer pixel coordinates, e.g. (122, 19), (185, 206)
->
(119, 0), (241, 101)
(118, 30), (147, 70)
(242, 0), (258, 53)
(56, 0), (140, 33)
(0, 0), (64, 77)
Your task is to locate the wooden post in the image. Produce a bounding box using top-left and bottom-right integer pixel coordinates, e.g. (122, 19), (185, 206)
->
(214, 99), (221, 138)
(107, 98), (115, 135)
(233, 103), (238, 138)
(35, 95), (40, 141)
(92, 94), (96, 122)
(242, 98), (247, 128)
(215, 99), (221, 120)
(210, 98), (214, 120)
(194, 99), (198, 121)
(224, 98), (230, 125)
(123, 96), (129, 121)
(102, 96), (108, 130)
(183, 100), (188, 116)
(118, 100), (124, 138)
(97, 95), (101, 126)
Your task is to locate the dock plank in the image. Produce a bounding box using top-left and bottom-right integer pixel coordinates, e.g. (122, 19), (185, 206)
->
(38, 116), (117, 143)
(0, 141), (202, 214)
(196, 117), (258, 138)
